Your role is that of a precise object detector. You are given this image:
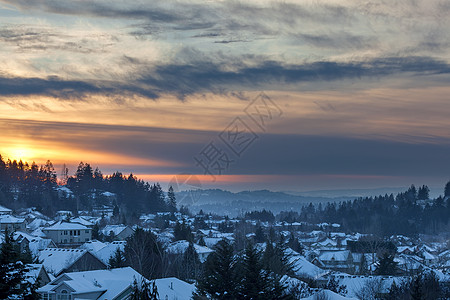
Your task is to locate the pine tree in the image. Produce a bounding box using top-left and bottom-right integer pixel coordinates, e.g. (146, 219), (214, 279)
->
(167, 186), (177, 212)
(0, 229), (34, 298)
(108, 248), (127, 268)
(92, 223), (101, 241)
(375, 252), (397, 275)
(130, 277), (159, 300)
(195, 239), (238, 299)
(445, 181), (450, 197)
(239, 243), (267, 300)
(417, 185), (430, 200)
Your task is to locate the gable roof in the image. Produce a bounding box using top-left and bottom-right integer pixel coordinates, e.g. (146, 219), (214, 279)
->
(154, 277), (195, 300)
(43, 221), (89, 231)
(319, 250), (351, 262)
(0, 205), (12, 214)
(38, 248), (105, 275)
(38, 267), (145, 299)
(0, 215), (25, 224)
(94, 241), (126, 264)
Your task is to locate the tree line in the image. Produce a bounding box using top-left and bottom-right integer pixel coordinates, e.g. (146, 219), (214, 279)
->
(284, 183), (450, 236)
(0, 155), (177, 218)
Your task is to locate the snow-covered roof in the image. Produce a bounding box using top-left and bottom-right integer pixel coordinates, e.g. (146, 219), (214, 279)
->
(302, 289), (357, 300)
(102, 191), (116, 197)
(94, 241), (126, 264)
(319, 250), (351, 262)
(56, 186), (73, 195)
(101, 224), (130, 236)
(0, 205), (12, 214)
(43, 221), (90, 231)
(24, 264), (46, 285)
(154, 277), (195, 300)
(166, 240), (213, 262)
(27, 218), (51, 231)
(70, 216), (94, 226)
(38, 267), (144, 299)
(38, 248), (88, 275)
(0, 214), (25, 224)
(80, 240), (107, 253)
(286, 249), (325, 279)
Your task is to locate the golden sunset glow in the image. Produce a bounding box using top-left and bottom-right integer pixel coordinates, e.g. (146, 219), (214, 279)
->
(0, 0), (449, 190)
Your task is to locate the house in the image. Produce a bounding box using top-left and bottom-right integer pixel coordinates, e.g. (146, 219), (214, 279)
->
(0, 214), (27, 232)
(94, 241), (126, 264)
(154, 277), (196, 300)
(39, 248), (107, 276)
(37, 267), (146, 300)
(166, 240), (214, 262)
(13, 231), (57, 256)
(70, 216), (95, 228)
(0, 204), (12, 215)
(42, 221), (92, 246)
(25, 264), (52, 287)
(313, 250), (355, 274)
(101, 225), (134, 240)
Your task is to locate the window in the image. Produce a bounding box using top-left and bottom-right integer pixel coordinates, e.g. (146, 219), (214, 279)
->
(85, 230), (89, 233)
(70, 230), (73, 235)
(41, 293), (49, 300)
(57, 290), (71, 300)
(78, 230), (80, 235)
(64, 231), (67, 235)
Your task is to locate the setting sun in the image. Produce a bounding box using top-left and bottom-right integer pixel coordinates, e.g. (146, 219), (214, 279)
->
(2, 146), (35, 162)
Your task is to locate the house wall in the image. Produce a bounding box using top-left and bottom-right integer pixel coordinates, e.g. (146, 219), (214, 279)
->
(61, 252), (107, 275)
(117, 226), (134, 240)
(44, 229), (92, 244)
(74, 291), (104, 299)
(1, 221), (26, 232)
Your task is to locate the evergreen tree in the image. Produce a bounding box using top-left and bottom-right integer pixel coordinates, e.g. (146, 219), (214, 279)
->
(254, 225), (265, 243)
(375, 252), (397, 275)
(195, 239), (238, 299)
(287, 231), (304, 255)
(167, 186), (177, 212)
(130, 278), (159, 300)
(239, 243), (291, 299)
(238, 243), (267, 299)
(108, 248), (127, 269)
(445, 181), (450, 197)
(417, 185), (430, 200)
(0, 229), (35, 298)
(92, 223), (101, 241)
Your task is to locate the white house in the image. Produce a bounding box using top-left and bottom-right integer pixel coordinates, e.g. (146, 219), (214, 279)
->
(37, 267), (145, 300)
(42, 221), (92, 245)
(0, 204), (12, 215)
(0, 214), (26, 232)
(166, 240), (214, 262)
(37, 267), (195, 300)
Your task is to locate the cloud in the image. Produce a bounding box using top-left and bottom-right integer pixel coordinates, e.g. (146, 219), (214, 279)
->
(1, 117), (449, 178)
(1, 55), (450, 100)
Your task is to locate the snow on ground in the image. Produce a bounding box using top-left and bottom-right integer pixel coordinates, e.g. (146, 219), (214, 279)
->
(301, 289), (357, 300)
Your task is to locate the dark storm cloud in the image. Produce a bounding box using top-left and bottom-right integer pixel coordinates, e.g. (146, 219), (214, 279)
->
(3, 118), (450, 177)
(1, 56), (450, 99)
(0, 76), (158, 99)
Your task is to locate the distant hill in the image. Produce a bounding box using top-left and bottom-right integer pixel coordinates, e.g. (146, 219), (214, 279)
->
(176, 188), (352, 216)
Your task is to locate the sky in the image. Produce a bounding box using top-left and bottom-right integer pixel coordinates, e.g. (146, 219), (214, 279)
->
(0, 0), (449, 193)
